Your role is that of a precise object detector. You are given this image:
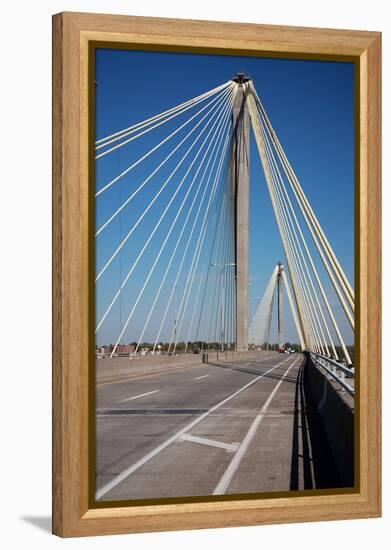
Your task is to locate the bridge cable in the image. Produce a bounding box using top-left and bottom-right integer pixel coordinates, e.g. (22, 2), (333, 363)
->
(133, 97), (234, 355)
(253, 89), (354, 331)
(194, 158), (233, 350)
(261, 123), (330, 356)
(251, 82), (354, 311)
(95, 82), (234, 159)
(96, 87), (234, 337)
(95, 84), (234, 197)
(108, 93), (235, 357)
(254, 90), (354, 330)
(153, 88), (237, 352)
(151, 128), (231, 352)
(95, 81), (232, 148)
(246, 90), (311, 349)
(171, 130), (233, 353)
(95, 87), (233, 283)
(267, 142), (326, 355)
(260, 118), (338, 359)
(247, 88), (352, 363)
(95, 87), (233, 237)
(168, 97), (236, 353)
(250, 91), (325, 354)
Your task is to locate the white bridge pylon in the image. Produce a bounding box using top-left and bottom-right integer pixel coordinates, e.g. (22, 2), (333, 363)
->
(94, 76), (354, 366)
(249, 263), (306, 351)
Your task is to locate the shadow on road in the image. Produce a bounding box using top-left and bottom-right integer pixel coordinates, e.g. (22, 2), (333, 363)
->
(207, 361), (298, 384)
(289, 356), (341, 490)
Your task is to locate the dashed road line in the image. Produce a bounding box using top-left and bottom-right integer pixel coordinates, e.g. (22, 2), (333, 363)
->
(195, 374), (210, 380)
(122, 390), (160, 402)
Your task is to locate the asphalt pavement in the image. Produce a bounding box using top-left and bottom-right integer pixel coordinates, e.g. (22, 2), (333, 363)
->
(95, 351), (340, 502)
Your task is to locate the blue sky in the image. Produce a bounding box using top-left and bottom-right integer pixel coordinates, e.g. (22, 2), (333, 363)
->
(94, 48), (355, 347)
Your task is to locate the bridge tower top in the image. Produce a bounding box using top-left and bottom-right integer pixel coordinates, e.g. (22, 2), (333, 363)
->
(232, 73), (251, 85)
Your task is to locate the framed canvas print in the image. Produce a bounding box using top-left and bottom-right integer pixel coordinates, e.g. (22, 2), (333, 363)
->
(52, 12), (381, 537)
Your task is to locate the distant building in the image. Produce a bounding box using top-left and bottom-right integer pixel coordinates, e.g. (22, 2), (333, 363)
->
(96, 344), (135, 358)
(116, 344), (135, 355)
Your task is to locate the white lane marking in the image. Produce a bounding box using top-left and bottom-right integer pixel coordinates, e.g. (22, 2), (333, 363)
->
(122, 390), (160, 402)
(179, 433), (238, 452)
(96, 355), (294, 499)
(213, 356), (300, 495)
(195, 374), (210, 380)
(97, 362), (203, 388)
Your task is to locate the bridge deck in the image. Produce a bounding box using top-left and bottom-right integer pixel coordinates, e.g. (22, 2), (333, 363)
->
(95, 352), (341, 502)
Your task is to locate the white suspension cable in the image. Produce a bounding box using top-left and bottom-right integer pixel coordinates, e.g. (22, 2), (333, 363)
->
(95, 87), (234, 283)
(95, 83), (234, 159)
(251, 83), (354, 309)
(262, 124), (330, 356)
(215, 183), (234, 350)
(172, 138), (232, 352)
(270, 158), (326, 354)
(246, 90), (310, 348)
(248, 89), (353, 362)
(206, 195), (229, 348)
(255, 110), (342, 358)
(134, 101), (233, 354)
(260, 121), (338, 359)
(95, 86), (233, 237)
(252, 89), (354, 330)
(194, 166), (231, 346)
(95, 81), (231, 147)
(95, 84), (234, 197)
(204, 191), (229, 348)
(184, 180), (231, 352)
(108, 110), (232, 357)
(154, 124), (232, 352)
(97, 92), (233, 337)
(254, 95), (354, 330)
(167, 116), (234, 352)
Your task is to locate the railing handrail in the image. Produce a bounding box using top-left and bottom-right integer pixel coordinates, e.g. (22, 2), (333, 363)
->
(311, 352), (354, 376)
(310, 352), (355, 397)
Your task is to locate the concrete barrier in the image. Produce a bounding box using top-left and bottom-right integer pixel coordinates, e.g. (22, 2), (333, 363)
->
(303, 351), (354, 487)
(96, 350), (275, 385)
(96, 353), (202, 384)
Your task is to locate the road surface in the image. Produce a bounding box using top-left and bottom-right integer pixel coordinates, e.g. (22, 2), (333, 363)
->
(95, 351), (340, 502)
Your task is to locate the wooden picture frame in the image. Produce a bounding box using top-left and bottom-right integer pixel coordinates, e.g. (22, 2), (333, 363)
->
(52, 11), (381, 537)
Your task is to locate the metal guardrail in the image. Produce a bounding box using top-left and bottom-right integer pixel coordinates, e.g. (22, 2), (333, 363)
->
(310, 352), (355, 397)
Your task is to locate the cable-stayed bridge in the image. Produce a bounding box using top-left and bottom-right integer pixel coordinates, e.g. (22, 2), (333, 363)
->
(94, 75), (355, 501)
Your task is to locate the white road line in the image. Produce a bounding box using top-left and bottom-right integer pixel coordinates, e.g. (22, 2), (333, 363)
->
(195, 374), (210, 380)
(179, 433), (238, 452)
(96, 355), (294, 499)
(122, 390), (160, 402)
(213, 356), (300, 495)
